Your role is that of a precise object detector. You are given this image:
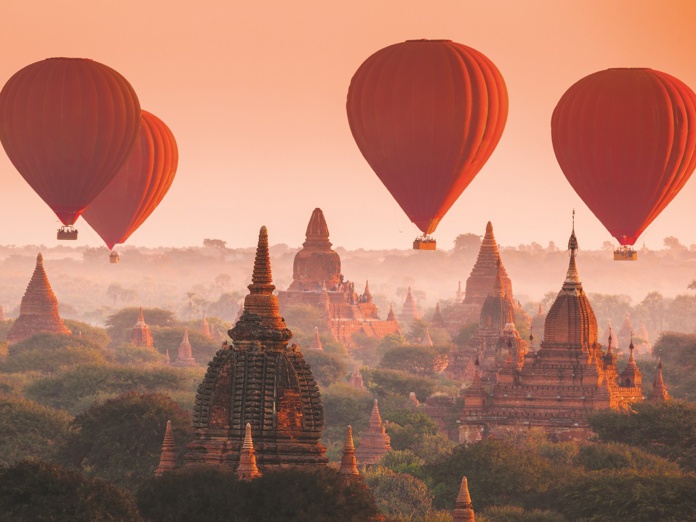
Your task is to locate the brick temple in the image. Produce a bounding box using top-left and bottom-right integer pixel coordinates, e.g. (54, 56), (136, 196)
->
(277, 208), (400, 347)
(186, 226), (327, 470)
(6, 253), (70, 344)
(442, 222), (515, 332)
(460, 227), (647, 442)
(130, 308), (154, 348)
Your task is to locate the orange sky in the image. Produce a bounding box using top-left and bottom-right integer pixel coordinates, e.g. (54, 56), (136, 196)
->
(2, 0), (696, 251)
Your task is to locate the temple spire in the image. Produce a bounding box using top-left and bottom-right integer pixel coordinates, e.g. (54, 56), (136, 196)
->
(363, 281), (372, 300)
(236, 423), (262, 480)
(304, 208), (331, 244)
(155, 420), (177, 477)
(456, 281), (464, 302)
(355, 399), (392, 465)
(310, 326), (323, 351)
(387, 303), (396, 322)
(650, 358), (670, 401)
(452, 476), (475, 521)
(338, 426), (360, 478)
(422, 327), (434, 347)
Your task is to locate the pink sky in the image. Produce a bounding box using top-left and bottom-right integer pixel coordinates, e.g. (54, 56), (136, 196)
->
(2, 0), (696, 251)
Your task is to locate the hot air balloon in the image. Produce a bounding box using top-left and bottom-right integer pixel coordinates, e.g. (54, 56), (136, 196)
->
(0, 58), (141, 239)
(82, 110), (178, 262)
(552, 68), (696, 261)
(346, 39), (508, 250)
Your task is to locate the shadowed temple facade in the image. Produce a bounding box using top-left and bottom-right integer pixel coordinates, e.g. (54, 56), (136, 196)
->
(186, 226), (327, 470)
(277, 208), (400, 347)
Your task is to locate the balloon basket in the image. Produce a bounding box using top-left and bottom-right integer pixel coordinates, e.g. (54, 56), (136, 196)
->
(109, 251), (120, 264)
(57, 226), (78, 240)
(413, 236), (437, 250)
(613, 246), (637, 261)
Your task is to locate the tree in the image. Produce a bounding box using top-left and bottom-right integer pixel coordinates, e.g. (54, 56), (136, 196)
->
(0, 460), (142, 521)
(0, 396), (71, 466)
(573, 442), (680, 474)
(363, 465), (435, 521)
(105, 307), (177, 343)
(384, 409), (440, 451)
(320, 383), (373, 447)
(151, 326), (219, 363)
(63, 319), (111, 347)
(652, 332), (696, 398)
(632, 291), (665, 333)
(380, 345), (448, 377)
(453, 233), (482, 253)
(137, 466), (379, 522)
(587, 400), (696, 472)
(303, 350), (346, 387)
(2, 333), (109, 374)
(665, 294), (696, 333)
(361, 368), (436, 403)
(664, 236), (686, 252)
(481, 505), (565, 522)
(61, 392), (193, 490)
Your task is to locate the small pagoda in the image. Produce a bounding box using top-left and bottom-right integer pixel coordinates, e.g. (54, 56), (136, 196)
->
(399, 287), (421, 325)
(172, 328), (197, 367)
(130, 308), (154, 348)
(6, 253), (71, 344)
(186, 226), (327, 470)
(355, 399), (392, 466)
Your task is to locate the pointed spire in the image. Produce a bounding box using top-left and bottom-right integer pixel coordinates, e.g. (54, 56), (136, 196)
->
(452, 476), (475, 521)
(650, 358), (670, 401)
(363, 281), (372, 300)
(355, 399), (392, 465)
(493, 259), (504, 295)
(387, 303), (396, 322)
(130, 307), (154, 348)
(305, 208), (331, 243)
(200, 315), (211, 338)
(456, 280), (464, 302)
(339, 426), (360, 477)
(138, 307), (145, 324)
(236, 423), (262, 480)
(620, 336), (642, 388)
(310, 326), (323, 351)
(537, 303), (543, 316)
(422, 327), (434, 347)
(369, 399), (382, 427)
(563, 214), (581, 288)
(0, 305), (5, 322)
(431, 302), (444, 327)
(155, 420), (177, 477)
(173, 327), (196, 366)
(164, 350), (170, 365)
(229, 227), (292, 345)
(350, 367), (366, 390)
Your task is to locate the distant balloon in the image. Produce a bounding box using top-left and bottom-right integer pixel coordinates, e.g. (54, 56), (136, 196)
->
(346, 39), (508, 237)
(552, 68), (696, 246)
(0, 57), (141, 229)
(82, 110), (178, 251)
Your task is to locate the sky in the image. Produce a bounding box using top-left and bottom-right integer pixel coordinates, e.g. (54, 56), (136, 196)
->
(2, 0), (696, 251)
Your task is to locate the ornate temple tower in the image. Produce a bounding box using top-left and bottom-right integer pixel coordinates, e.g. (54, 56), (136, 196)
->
(172, 328), (197, 367)
(431, 303), (445, 328)
(355, 399), (392, 466)
(155, 420), (177, 477)
(338, 426), (360, 481)
(460, 226), (645, 442)
(308, 326), (323, 351)
(288, 208), (341, 291)
(452, 477), (476, 522)
(349, 367), (366, 390)
(186, 227), (327, 470)
(200, 315), (212, 339)
(650, 358), (669, 401)
(463, 222), (513, 308)
(399, 287), (421, 324)
(7, 253), (71, 344)
(236, 423), (262, 480)
(130, 308), (154, 348)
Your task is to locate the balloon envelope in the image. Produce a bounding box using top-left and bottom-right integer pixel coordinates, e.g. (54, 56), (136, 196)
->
(346, 39), (508, 235)
(552, 68), (696, 246)
(0, 58), (141, 226)
(82, 111), (178, 250)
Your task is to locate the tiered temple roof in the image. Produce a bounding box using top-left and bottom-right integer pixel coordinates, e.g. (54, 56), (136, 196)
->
(350, 367), (366, 390)
(7, 254), (71, 344)
(130, 308), (154, 348)
(452, 476), (476, 522)
(236, 423), (262, 480)
(186, 227), (327, 470)
(338, 425), (360, 479)
(460, 226), (645, 442)
(172, 328), (197, 367)
(155, 420), (177, 477)
(355, 399), (391, 465)
(399, 287), (421, 324)
(277, 209), (400, 347)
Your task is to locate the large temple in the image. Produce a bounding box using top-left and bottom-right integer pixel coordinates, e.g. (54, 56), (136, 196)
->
(186, 226), (327, 470)
(6, 253), (71, 344)
(441, 222), (516, 333)
(277, 208), (400, 347)
(460, 227), (646, 442)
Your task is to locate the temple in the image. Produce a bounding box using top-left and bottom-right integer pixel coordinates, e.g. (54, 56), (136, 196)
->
(186, 226), (327, 470)
(338, 426), (360, 480)
(355, 399), (391, 465)
(130, 308), (154, 348)
(349, 367), (366, 390)
(155, 420), (177, 477)
(236, 423), (262, 480)
(277, 208), (400, 347)
(399, 287), (421, 325)
(460, 226), (646, 442)
(452, 476), (475, 522)
(200, 315), (211, 339)
(650, 358), (669, 401)
(442, 222), (515, 332)
(308, 327), (323, 351)
(172, 328), (197, 367)
(7, 253), (71, 344)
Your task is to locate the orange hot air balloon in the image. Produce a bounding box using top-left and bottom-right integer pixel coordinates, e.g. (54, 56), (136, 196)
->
(552, 68), (696, 254)
(82, 110), (178, 258)
(346, 39), (508, 249)
(0, 58), (141, 239)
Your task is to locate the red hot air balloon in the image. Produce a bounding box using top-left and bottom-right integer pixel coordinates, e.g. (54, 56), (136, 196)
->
(82, 110), (178, 261)
(552, 68), (696, 260)
(346, 39), (508, 250)
(0, 58), (141, 239)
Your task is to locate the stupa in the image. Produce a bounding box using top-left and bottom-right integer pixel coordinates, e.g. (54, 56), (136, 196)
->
(236, 423), (262, 480)
(431, 303), (445, 328)
(452, 476), (476, 522)
(6, 253), (71, 344)
(338, 425), (360, 480)
(155, 420), (177, 477)
(186, 226), (327, 470)
(399, 287), (421, 324)
(200, 315), (212, 339)
(349, 367), (366, 390)
(277, 208), (400, 347)
(649, 358), (669, 401)
(308, 326), (323, 351)
(355, 399), (391, 465)
(460, 225), (646, 442)
(130, 308), (154, 348)
(172, 328), (197, 367)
